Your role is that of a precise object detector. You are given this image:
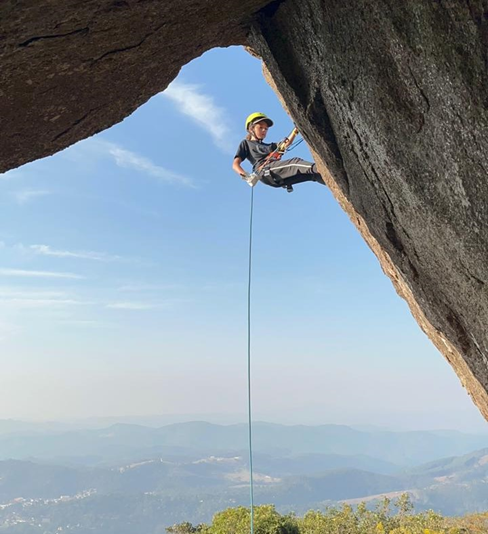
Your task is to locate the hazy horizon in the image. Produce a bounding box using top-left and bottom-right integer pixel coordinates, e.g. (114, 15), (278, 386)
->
(2, 411), (488, 434)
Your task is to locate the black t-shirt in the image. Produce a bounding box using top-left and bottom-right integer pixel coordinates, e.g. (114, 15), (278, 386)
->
(234, 139), (278, 170)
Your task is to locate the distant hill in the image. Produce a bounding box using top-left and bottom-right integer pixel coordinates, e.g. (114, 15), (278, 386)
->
(0, 460), (94, 501)
(403, 447), (488, 515)
(259, 468), (411, 505)
(253, 452), (398, 476)
(408, 447), (488, 479)
(0, 455), (402, 502)
(2, 447), (488, 528)
(1, 447), (488, 506)
(0, 421), (486, 467)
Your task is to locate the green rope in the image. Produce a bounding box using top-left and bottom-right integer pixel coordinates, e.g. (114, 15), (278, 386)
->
(247, 186), (255, 534)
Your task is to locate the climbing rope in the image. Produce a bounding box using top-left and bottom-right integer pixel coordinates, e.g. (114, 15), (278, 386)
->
(247, 185), (255, 534)
(245, 131), (302, 532)
(287, 138), (304, 151)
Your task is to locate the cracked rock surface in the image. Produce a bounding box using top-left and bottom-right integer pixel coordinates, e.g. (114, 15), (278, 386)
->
(2, 0), (488, 420)
(0, 0), (271, 172)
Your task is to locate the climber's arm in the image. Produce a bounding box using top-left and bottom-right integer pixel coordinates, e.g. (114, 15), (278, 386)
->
(279, 127), (299, 151)
(233, 156), (247, 177)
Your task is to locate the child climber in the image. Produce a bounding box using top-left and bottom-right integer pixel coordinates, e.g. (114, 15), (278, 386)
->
(232, 112), (324, 191)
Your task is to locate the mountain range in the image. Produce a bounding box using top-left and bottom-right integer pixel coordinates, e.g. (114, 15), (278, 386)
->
(0, 420), (486, 467)
(0, 420), (487, 532)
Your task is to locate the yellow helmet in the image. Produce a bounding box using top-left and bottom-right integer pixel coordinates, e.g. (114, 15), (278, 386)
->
(245, 112), (274, 131)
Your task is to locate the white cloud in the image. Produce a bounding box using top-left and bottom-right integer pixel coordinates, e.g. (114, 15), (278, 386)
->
(12, 189), (50, 205)
(0, 268), (85, 280)
(106, 302), (157, 310)
(57, 320), (109, 328)
(63, 138), (194, 187)
(0, 288), (91, 310)
(162, 81), (234, 154)
(117, 283), (184, 292)
(90, 140), (195, 187)
(0, 298), (89, 309)
(0, 288), (69, 299)
(29, 244), (123, 262)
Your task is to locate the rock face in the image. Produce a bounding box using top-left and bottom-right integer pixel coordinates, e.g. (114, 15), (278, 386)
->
(249, 0), (488, 421)
(0, 0), (271, 172)
(1, 1), (488, 419)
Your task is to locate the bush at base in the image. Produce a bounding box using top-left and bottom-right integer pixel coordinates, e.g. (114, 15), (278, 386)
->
(166, 494), (488, 534)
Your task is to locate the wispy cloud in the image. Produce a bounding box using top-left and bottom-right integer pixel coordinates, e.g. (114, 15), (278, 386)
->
(57, 320), (108, 328)
(80, 139), (195, 187)
(162, 81), (234, 154)
(12, 189), (50, 205)
(0, 268), (85, 280)
(117, 283), (184, 292)
(0, 287), (93, 310)
(0, 287), (93, 311)
(106, 297), (189, 310)
(0, 298), (90, 309)
(29, 244), (123, 262)
(107, 143), (193, 186)
(106, 302), (157, 310)
(0, 288), (70, 299)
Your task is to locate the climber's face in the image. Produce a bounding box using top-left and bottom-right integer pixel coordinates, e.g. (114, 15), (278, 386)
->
(252, 120), (269, 140)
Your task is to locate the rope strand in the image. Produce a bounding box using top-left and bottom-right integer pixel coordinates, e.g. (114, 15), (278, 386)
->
(246, 133), (299, 531)
(247, 186), (255, 534)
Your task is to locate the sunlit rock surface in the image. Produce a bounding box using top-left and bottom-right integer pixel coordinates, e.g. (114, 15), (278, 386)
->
(1, 0), (488, 419)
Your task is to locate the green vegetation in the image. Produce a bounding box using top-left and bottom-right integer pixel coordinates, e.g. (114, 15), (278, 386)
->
(166, 495), (488, 534)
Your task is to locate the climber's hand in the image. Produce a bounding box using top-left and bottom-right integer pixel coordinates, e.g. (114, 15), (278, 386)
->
(240, 172), (259, 187)
(277, 139), (288, 152)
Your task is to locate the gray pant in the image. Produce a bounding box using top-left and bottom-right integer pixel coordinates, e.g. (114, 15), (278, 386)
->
(258, 157), (324, 188)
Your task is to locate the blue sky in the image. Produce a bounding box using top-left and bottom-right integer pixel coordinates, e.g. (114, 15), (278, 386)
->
(0, 46), (486, 432)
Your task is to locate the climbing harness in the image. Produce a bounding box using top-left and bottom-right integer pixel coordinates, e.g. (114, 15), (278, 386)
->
(257, 126), (299, 171)
(247, 186), (255, 534)
(257, 127), (301, 193)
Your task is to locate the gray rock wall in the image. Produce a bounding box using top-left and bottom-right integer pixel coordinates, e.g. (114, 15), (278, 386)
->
(0, 0), (269, 172)
(250, 0), (488, 420)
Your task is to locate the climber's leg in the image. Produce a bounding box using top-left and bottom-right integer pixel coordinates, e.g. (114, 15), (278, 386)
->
(263, 157), (324, 186)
